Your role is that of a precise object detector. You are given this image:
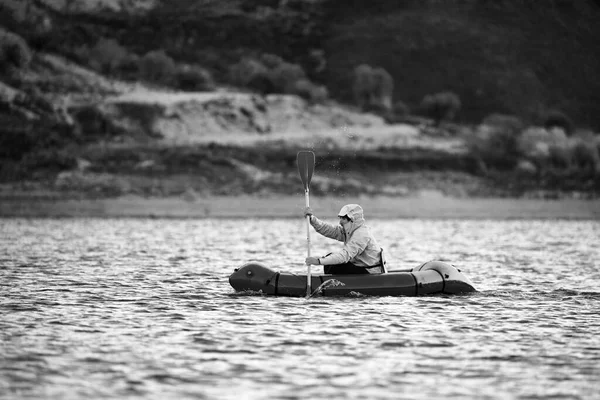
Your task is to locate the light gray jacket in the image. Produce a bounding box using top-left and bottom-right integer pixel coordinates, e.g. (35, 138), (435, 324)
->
(310, 204), (381, 270)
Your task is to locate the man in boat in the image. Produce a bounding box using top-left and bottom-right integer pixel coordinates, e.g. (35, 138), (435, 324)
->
(303, 204), (385, 274)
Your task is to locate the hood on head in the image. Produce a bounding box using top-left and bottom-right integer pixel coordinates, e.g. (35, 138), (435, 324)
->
(338, 204), (364, 223)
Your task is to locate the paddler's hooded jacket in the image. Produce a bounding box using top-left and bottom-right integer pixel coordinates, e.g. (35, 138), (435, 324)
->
(309, 204), (382, 271)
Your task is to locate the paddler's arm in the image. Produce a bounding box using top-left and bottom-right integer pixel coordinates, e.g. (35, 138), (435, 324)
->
(304, 207), (345, 241)
(319, 235), (367, 265)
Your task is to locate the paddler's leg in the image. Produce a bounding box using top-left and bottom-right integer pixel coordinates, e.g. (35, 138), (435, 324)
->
(324, 262), (369, 275)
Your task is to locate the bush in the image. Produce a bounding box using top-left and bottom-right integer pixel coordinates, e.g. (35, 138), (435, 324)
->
(292, 79), (328, 104)
(371, 67), (393, 109)
(20, 147), (78, 173)
(393, 101), (410, 117)
(542, 109), (574, 135)
(467, 114), (524, 170)
(363, 102), (393, 120)
(570, 140), (599, 172)
(482, 114), (525, 134)
(87, 38), (128, 74)
(229, 58), (269, 87)
(517, 126), (566, 162)
(0, 116), (36, 160)
(229, 56), (319, 98)
(260, 53), (284, 69)
(0, 29), (32, 74)
(247, 73), (276, 95)
(420, 91), (461, 125)
(70, 105), (122, 139)
(114, 53), (140, 80)
(0, 111), (78, 162)
(175, 64), (215, 92)
(352, 64), (394, 112)
(517, 126), (599, 173)
(139, 49), (176, 84)
(548, 143), (571, 169)
(268, 61), (306, 93)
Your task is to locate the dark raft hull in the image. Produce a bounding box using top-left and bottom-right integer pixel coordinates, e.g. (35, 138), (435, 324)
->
(229, 260), (476, 297)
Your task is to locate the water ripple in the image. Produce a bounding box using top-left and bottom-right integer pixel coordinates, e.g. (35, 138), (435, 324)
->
(1, 218), (599, 399)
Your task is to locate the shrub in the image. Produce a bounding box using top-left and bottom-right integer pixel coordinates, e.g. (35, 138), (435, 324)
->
(0, 110), (78, 162)
(175, 64), (215, 92)
(542, 109), (574, 135)
(70, 105), (122, 139)
(292, 79), (314, 100)
(482, 114), (525, 134)
(87, 38), (128, 74)
(518, 127), (553, 160)
(292, 79), (328, 104)
(467, 115), (525, 170)
(352, 64), (394, 112)
(0, 29), (32, 74)
(393, 101), (409, 117)
(363, 102), (392, 120)
(420, 91), (461, 125)
(0, 116), (36, 160)
(570, 140), (599, 172)
(229, 56), (317, 98)
(246, 73), (275, 95)
(516, 126), (600, 173)
(114, 53), (140, 80)
(260, 53), (284, 69)
(228, 58), (269, 87)
(353, 64), (372, 108)
(548, 143), (571, 169)
(311, 85), (329, 104)
(20, 147), (78, 173)
(268, 61), (306, 93)
(139, 49), (176, 84)
(371, 67), (393, 109)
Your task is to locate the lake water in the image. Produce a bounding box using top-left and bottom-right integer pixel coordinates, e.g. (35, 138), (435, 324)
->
(1, 217), (599, 400)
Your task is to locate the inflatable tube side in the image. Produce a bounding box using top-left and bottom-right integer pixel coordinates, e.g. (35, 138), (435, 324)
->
(320, 273), (418, 297)
(413, 261), (477, 293)
(412, 270), (445, 295)
(276, 273), (320, 297)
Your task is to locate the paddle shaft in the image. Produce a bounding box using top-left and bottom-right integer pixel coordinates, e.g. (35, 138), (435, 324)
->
(305, 188), (311, 297)
(296, 150), (315, 298)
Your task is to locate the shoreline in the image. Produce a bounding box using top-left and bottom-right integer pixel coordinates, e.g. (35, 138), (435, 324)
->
(1, 195), (599, 219)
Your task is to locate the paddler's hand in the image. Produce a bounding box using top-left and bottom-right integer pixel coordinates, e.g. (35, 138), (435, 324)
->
(305, 256), (320, 265)
(303, 207), (313, 219)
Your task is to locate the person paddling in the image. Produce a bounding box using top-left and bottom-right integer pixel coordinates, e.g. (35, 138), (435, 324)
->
(303, 204), (386, 274)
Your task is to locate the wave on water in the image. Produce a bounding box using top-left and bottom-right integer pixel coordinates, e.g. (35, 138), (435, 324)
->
(476, 287), (600, 299)
(229, 289), (266, 296)
(2, 218), (600, 400)
(308, 278), (345, 298)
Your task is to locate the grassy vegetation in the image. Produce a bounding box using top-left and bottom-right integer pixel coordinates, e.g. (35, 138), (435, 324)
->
(0, 0), (599, 199)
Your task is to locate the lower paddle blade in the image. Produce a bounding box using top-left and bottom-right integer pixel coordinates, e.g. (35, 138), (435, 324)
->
(297, 151), (315, 190)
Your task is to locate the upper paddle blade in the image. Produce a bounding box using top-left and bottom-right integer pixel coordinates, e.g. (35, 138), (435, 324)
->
(297, 151), (315, 190)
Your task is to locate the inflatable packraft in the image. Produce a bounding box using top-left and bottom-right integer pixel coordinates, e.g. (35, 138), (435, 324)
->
(229, 260), (476, 297)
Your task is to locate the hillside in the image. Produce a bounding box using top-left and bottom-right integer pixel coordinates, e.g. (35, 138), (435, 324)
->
(323, 0), (600, 128)
(4, 0), (600, 127)
(0, 0), (599, 202)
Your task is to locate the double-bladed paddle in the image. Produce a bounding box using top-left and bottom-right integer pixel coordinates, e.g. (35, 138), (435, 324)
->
(297, 151), (315, 297)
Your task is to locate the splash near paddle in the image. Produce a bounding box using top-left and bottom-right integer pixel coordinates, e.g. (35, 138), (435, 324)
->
(297, 151), (315, 297)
